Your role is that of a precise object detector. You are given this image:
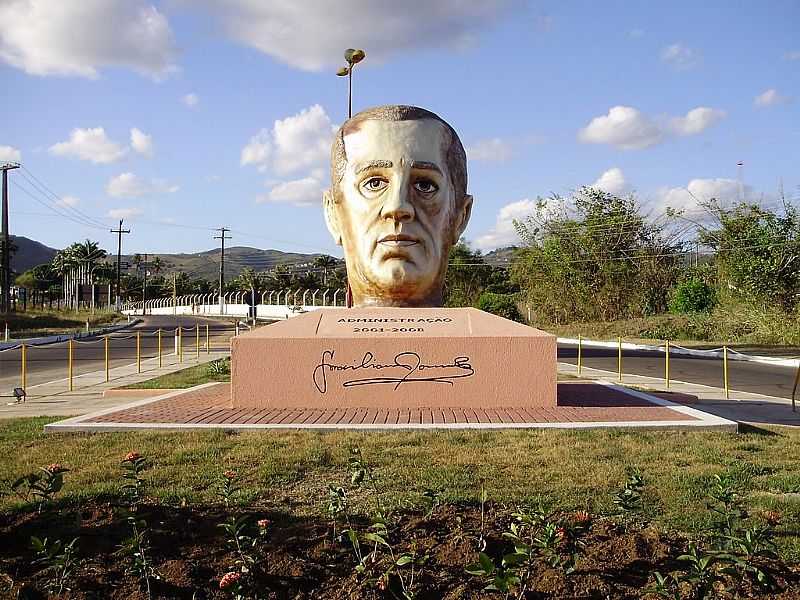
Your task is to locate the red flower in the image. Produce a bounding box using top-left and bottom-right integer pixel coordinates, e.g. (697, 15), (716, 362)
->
(219, 571), (242, 590)
(223, 470), (237, 480)
(763, 510), (782, 527)
(556, 526), (568, 540)
(257, 519), (270, 529)
(123, 451), (141, 463)
(574, 510), (592, 525)
(46, 463), (64, 474)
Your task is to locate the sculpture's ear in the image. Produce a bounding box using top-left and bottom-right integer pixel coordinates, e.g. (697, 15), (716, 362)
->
(452, 194), (473, 244)
(323, 189), (343, 246)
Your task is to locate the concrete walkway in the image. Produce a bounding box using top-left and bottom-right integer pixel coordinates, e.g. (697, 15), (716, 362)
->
(559, 362), (800, 427)
(0, 350), (230, 418)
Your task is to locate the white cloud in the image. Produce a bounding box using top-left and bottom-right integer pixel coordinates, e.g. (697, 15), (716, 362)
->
(49, 127), (127, 163)
(0, 0), (177, 79)
(579, 105), (726, 150)
(754, 88), (790, 108)
(653, 178), (749, 213)
(466, 138), (514, 162)
(661, 43), (698, 70)
(182, 93), (199, 108)
(258, 176), (324, 207)
(107, 207), (143, 219)
(198, 0), (513, 71)
(0, 145), (21, 162)
(241, 104), (336, 175)
(784, 51), (800, 61)
(591, 167), (629, 196)
(668, 107), (726, 136)
(130, 128), (153, 157)
(474, 198), (538, 250)
(578, 106), (662, 150)
(106, 172), (178, 198)
(59, 195), (80, 207)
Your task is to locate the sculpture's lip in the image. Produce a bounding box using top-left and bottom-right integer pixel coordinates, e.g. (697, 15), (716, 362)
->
(378, 234), (419, 247)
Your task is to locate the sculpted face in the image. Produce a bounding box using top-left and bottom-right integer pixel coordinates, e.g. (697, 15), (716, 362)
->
(325, 116), (472, 307)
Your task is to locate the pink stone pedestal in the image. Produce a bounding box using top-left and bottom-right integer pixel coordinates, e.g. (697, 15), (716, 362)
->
(230, 308), (556, 409)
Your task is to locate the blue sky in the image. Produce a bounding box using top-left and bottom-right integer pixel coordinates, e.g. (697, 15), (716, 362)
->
(1, 0), (798, 257)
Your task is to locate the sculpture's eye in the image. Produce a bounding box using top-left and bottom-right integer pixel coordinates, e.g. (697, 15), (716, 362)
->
(413, 179), (438, 194)
(361, 177), (388, 193)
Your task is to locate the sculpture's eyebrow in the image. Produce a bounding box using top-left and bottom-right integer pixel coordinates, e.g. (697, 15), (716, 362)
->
(410, 160), (443, 175)
(355, 160), (393, 174)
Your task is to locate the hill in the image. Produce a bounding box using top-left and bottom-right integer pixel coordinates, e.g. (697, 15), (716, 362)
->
(9, 235), (58, 273)
(120, 246), (328, 280)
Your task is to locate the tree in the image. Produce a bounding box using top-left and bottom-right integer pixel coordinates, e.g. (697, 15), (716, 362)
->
(511, 188), (685, 324)
(697, 200), (800, 311)
(443, 241), (493, 307)
(236, 268), (264, 305)
(314, 255), (339, 286)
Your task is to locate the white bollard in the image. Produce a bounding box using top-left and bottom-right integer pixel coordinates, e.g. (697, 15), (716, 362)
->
(4, 323), (8, 341)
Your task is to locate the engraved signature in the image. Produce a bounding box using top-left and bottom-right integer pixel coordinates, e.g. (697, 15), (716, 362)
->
(312, 350), (474, 393)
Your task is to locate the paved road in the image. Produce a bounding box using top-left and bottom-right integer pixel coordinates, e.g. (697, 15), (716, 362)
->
(0, 315), (237, 396)
(558, 344), (797, 400)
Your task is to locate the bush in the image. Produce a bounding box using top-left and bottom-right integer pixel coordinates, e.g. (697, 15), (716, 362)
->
(477, 292), (521, 321)
(669, 278), (717, 314)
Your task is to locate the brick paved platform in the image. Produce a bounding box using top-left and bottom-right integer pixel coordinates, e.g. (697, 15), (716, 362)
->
(45, 381), (738, 432)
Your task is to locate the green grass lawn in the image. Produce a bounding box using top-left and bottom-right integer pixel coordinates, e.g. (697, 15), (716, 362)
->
(121, 357), (230, 389)
(2, 418), (798, 559)
(1, 308), (124, 339)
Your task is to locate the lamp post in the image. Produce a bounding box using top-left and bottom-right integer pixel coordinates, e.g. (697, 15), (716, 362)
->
(336, 48), (366, 307)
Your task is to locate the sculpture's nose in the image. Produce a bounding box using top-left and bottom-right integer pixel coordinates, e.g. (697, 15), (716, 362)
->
(380, 180), (415, 223)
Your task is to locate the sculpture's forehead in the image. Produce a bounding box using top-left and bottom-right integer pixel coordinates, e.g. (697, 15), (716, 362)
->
(342, 119), (447, 170)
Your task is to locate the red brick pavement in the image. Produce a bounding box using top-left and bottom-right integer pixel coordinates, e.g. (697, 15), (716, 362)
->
(85, 382), (697, 425)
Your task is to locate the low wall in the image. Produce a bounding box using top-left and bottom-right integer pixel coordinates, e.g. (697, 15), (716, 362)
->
(123, 304), (324, 321)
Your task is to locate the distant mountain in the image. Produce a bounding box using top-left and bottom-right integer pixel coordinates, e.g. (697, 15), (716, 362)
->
(119, 246), (329, 280)
(9, 235), (58, 273)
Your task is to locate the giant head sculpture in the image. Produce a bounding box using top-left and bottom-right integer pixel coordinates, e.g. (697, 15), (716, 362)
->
(324, 105), (473, 308)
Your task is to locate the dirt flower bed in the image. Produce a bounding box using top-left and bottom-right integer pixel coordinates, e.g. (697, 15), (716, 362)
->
(2, 450), (799, 599)
(1, 502), (798, 599)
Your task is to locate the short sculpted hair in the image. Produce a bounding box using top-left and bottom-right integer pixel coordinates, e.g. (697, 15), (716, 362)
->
(330, 105), (468, 210)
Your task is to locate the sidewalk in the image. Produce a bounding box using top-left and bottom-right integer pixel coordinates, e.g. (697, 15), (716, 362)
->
(558, 362), (800, 427)
(0, 350), (230, 419)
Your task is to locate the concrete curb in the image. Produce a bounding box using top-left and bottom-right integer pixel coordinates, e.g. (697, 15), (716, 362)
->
(557, 337), (800, 368)
(0, 319), (142, 351)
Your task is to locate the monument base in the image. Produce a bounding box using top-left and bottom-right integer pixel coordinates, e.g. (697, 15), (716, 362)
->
(231, 308), (556, 409)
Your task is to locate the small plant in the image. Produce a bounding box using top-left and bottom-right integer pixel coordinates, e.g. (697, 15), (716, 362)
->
(676, 542), (723, 600)
(117, 451), (159, 599)
(348, 446), (385, 518)
(646, 571), (681, 600)
(706, 474), (745, 550)
(30, 536), (79, 595)
(613, 472), (645, 517)
(326, 484), (350, 543)
(207, 357), (231, 377)
(465, 552), (521, 596)
(121, 451), (146, 506)
(382, 544), (430, 600)
(12, 463), (69, 513)
(219, 515), (257, 574)
(218, 470), (239, 508)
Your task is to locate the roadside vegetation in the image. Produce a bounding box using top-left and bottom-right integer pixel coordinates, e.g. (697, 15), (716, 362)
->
(444, 188), (800, 348)
(1, 308), (124, 339)
(1, 421), (798, 597)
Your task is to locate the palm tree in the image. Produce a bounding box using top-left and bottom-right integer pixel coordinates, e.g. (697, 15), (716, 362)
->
(314, 255), (338, 286)
(151, 256), (163, 276)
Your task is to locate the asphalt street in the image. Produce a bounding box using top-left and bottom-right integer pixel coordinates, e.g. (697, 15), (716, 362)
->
(558, 344), (796, 400)
(0, 315), (236, 396)
(0, 316), (795, 401)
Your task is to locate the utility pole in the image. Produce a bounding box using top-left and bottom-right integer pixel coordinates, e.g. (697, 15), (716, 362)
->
(110, 220), (130, 311)
(214, 227), (231, 314)
(1, 162), (21, 314)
